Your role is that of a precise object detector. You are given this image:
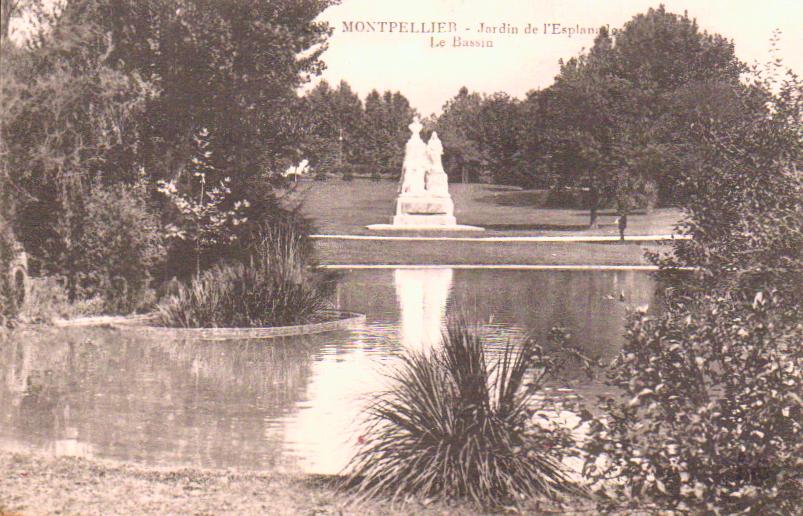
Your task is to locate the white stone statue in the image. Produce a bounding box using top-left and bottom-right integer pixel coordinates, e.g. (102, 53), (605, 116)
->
(425, 131), (450, 197)
(366, 118), (482, 230)
(398, 119), (427, 196)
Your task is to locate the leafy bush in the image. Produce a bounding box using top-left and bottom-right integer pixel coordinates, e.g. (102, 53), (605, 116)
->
(344, 320), (581, 508)
(75, 181), (165, 313)
(158, 128), (250, 279)
(20, 276), (104, 323)
(586, 291), (801, 513)
(584, 65), (802, 513)
(225, 180), (318, 268)
(160, 171), (316, 282)
(157, 226), (334, 328)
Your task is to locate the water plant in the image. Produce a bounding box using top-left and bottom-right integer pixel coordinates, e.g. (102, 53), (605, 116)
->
(344, 319), (581, 508)
(156, 226), (334, 328)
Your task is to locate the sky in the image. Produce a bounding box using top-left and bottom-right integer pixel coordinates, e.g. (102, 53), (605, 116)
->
(314, 0), (803, 115)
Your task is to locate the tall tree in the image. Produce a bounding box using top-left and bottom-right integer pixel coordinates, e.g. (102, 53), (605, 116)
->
(1, 0), (335, 284)
(1, 1), (155, 285)
(476, 92), (522, 185)
(437, 87), (485, 183)
(359, 89), (390, 173)
(100, 0), (334, 187)
(535, 7), (745, 226)
(382, 91), (417, 176)
(436, 88), (525, 185)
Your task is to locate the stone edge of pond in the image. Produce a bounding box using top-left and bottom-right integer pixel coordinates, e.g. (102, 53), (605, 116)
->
(53, 311), (367, 341)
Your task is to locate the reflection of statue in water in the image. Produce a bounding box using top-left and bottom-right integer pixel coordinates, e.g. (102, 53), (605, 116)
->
(425, 132), (450, 198)
(398, 119), (427, 196)
(394, 268), (453, 351)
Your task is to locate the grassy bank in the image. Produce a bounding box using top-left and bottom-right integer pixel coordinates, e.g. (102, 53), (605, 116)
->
(0, 452), (589, 516)
(296, 180), (682, 237)
(314, 239), (666, 266)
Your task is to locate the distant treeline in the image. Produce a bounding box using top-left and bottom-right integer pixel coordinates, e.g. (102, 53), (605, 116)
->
(309, 6), (751, 221)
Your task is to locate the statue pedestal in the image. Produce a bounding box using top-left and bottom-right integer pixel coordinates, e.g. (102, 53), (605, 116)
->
(395, 196), (453, 214)
(393, 195), (455, 225)
(367, 193), (483, 231)
(392, 213), (458, 226)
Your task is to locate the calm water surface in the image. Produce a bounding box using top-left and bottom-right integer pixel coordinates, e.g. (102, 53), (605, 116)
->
(0, 269), (655, 474)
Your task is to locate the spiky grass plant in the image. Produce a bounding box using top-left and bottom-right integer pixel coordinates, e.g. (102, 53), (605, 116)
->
(157, 226), (334, 328)
(344, 319), (578, 508)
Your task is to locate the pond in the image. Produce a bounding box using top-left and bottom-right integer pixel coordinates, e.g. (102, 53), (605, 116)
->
(0, 268), (655, 475)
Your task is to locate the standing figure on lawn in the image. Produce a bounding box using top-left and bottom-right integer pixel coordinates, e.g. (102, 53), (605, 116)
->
(424, 131), (450, 198)
(398, 118), (427, 196)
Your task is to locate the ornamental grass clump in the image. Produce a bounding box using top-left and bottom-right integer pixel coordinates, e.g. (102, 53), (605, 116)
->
(344, 320), (579, 508)
(157, 226), (333, 328)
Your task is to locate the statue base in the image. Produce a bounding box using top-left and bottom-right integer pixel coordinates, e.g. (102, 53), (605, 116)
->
(365, 193), (483, 231)
(394, 196), (454, 217)
(392, 213), (457, 226)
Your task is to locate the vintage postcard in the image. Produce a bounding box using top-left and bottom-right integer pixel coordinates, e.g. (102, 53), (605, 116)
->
(1, 1), (800, 514)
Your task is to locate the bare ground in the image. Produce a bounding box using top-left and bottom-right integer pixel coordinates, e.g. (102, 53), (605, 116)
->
(0, 451), (595, 516)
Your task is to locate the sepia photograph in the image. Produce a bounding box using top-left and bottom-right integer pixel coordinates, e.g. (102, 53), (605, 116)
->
(0, 0), (800, 514)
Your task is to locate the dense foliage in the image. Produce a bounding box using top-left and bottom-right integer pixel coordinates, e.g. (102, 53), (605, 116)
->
(584, 63), (802, 513)
(75, 180), (165, 313)
(434, 88), (523, 185)
(1, 0), (334, 309)
(428, 6), (746, 225)
(1, 11), (154, 285)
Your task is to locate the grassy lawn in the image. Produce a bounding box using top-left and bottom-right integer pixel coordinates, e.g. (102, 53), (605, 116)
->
(290, 179), (680, 265)
(315, 239), (666, 266)
(294, 179), (683, 237)
(0, 452), (590, 516)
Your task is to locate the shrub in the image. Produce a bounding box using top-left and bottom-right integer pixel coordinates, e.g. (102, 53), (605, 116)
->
(344, 320), (581, 508)
(75, 181), (165, 313)
(158, 128), (250, 280)
(160, 174), (315, 282)
(584, 63), (802, 513)
(157, 226), (334, 328)
(20, 276), (104, 323)
(225, 181), (318, 268)
(586, 291), (801, 513)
